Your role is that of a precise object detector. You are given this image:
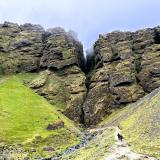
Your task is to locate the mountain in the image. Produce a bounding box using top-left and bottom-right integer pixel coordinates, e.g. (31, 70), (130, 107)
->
(0, 21), (160, 159)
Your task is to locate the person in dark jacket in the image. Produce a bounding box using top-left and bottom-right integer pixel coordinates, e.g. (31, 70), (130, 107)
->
(117, 133), (123, 141)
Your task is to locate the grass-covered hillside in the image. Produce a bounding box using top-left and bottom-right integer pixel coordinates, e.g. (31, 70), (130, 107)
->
(99, 87), (160, 159)
(0, 75), (81, 159)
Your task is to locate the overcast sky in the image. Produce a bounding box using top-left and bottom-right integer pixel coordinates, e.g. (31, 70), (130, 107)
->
(0, 0), (160, 48)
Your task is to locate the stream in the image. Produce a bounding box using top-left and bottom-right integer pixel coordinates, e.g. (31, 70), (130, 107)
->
(44, 130), (96, 160)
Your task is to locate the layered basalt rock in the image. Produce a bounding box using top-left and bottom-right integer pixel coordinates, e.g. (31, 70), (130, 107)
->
(0, 22), (44, 74)
(40, 27), (84, 70)
(1, 22), (160, 126)
(83, 27), (160, 126)
(0, 22), (86, 123)
(31, 27), (86, 123)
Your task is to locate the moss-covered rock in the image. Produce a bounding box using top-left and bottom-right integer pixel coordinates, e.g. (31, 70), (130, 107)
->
(0, 22), (44, 74)
(84, 26), (160, 126)
(40, 27), (84, 70)
(29, 68), (86, 123)
(0, 22), (86, 123)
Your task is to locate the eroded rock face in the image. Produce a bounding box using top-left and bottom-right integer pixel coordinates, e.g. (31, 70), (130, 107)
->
(0, 22), (86, 123)
(30, 68), (86, 123)
(30, 28), (86, 123)
(1, 22), (160, 126)
(40, 27), (84, 70)
(0, 22), (44, 74)
(84, 27), (160, 126)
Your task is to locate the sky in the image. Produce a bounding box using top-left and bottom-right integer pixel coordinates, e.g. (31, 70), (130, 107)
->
(0, 0), (160, 49)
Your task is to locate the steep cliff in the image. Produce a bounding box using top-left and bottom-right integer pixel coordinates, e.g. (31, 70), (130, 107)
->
(83, 26), (160, 126)
(0, 22), (44, 74)
(0, 22), (86, 123)
(1, 22), (160, 126)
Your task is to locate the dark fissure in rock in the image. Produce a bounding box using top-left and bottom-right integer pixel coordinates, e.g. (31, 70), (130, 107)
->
(115, 81), (132, 87)
(80, 105), (85, 124)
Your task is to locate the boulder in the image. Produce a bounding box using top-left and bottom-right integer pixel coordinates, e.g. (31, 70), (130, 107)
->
(47, 121), (64, 130)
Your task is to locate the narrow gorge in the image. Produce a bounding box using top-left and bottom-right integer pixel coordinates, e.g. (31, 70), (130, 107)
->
(0, 21), (160, 159)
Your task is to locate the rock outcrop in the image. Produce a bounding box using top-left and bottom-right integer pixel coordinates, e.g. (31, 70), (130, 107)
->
(29, 28), (86, 123)
(0, 22), (44, 74)
(0, 22), (86, 123)
(1, 22), (160, 126)
(83, 27), (160, 126)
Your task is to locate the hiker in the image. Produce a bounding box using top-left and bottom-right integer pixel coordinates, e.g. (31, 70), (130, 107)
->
(117, 133), (123, 141)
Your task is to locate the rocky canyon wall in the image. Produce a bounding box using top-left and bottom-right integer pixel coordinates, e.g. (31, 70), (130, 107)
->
(83, 26), (160, 126)
(1, 21), (160, 126)
(0, 22), (86, 123)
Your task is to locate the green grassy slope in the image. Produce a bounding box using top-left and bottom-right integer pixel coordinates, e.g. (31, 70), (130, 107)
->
(99, 87), (160, 159)
(0, 76), (80, 159)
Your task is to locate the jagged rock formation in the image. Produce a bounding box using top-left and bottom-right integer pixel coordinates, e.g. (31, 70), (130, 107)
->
(83, 27), (160, 126)
(0, 22), (44, 74)
(1, 22), (160, 126)
(0, 22), (86, 123)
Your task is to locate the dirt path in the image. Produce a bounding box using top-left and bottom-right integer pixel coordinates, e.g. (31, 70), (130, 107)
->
(105, 127), (156, 160)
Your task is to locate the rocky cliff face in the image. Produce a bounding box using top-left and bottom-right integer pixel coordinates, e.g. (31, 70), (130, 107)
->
(83, 27), (160, 126)
(0, 22), (44, 74)
(1, 22), (160, 126)
(0, 22), (86, 123)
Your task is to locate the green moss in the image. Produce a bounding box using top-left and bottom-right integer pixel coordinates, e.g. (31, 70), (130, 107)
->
(62, 128), (115, 160)
(98, 107), (128, 127)
(0, 76), (80, 159)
